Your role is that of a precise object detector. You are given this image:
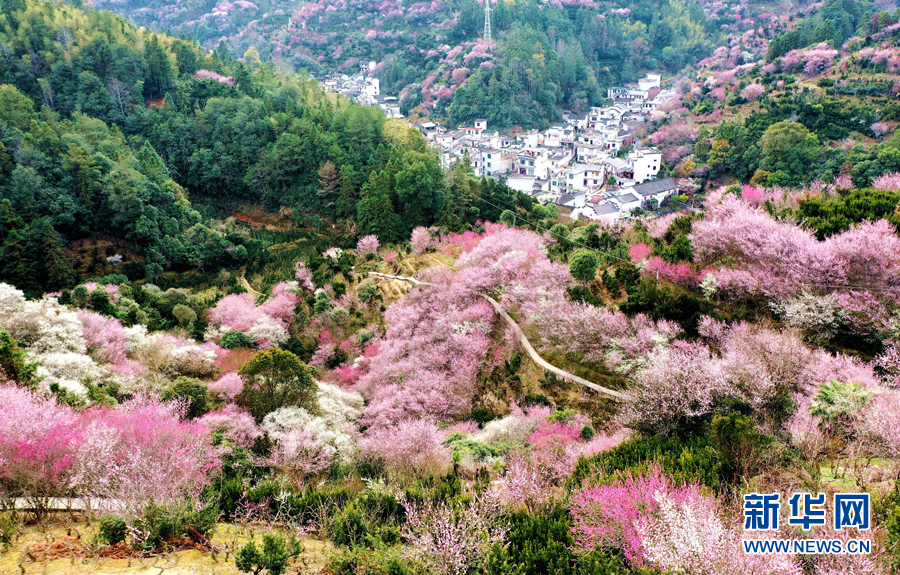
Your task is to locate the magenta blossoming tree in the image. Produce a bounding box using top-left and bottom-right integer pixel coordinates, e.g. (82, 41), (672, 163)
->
(0, 384), (77, 518)
(570, 466), (702, 566)
(70, 395), (221, 516)
(358, 225), (569, 427)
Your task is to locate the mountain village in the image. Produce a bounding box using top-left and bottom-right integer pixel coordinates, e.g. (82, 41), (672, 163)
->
(323, 69), (683, 224)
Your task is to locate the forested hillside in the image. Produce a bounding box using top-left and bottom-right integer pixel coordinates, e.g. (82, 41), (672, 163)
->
(641, 0), (900, 191)
(3, 1), (900, 574)
(0, 0), (532, 295)
(87, 0), (723, 127)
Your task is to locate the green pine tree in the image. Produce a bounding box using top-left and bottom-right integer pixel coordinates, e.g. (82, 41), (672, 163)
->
(41, 222), (77, 291)
(357, 171), (401, 243)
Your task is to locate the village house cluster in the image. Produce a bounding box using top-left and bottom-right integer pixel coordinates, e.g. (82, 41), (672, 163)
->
(325, 68), (679, 224)
(321, 64), (404, 118)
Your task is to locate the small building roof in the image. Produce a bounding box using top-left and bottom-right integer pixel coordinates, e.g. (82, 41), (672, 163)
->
(555, 193), (575, 206)
(631, 177), (679, 197)
(594, 203), (620, 215)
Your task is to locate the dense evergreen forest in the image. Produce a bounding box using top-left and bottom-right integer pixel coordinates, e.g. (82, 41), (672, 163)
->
(88, 0), (722, 128)
(0, 0), (534, 295)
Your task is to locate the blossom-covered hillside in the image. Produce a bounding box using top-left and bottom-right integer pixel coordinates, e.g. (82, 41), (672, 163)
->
(89, 0), (729, 127)
(3, 180), (900, 571)
(644, 0), (900, 189)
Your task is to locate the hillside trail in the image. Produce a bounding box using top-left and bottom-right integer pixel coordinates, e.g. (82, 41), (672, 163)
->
(237, 272), (264, 297)
(368, 272), (630, 401)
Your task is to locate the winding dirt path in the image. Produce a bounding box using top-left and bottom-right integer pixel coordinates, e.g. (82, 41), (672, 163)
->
(368, 272), (630, 401)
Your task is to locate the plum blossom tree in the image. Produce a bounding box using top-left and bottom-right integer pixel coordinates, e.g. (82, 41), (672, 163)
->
(359, 226), (569, 427)
(691, 195), (900, 309)
(570, 466), (702, 566)
(355, 234), (380, 256)
(262, 406), (356, 483)
(198, 404), (262, 449)
(76, 310), (129, 364)
(207, 372), (244, 400)
(871, 172), (900, 191)
(620, 341), (728, 436)
(295, 262), (315, 292)
(0, 384), (77, 518)
(206, 282), (298, 348)
(410, 226), (432, 254)
(637, 490), (802, 575)
(402, 492), (507, 575)
(70, 394), (221, 516)
(740, 83), (765, 101)
(359, 418), (451, 479)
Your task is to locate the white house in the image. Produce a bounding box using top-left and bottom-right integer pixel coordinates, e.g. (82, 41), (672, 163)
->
(362, 78), (380, 97)
(627, 145), (663, 183)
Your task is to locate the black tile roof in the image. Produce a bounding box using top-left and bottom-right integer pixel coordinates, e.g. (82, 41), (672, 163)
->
(631, 177), (678, 197)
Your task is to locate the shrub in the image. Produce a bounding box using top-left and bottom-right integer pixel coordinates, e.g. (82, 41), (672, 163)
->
(163, 377), (210, 419)
(568, 436), (719, 490)
(221, 330), (255, 349)
(485, 506), (627, 575)
(131, 503), (218, 551)
(0, 513), (18, 551)
(172, 304), (197, 326)
(569, 249), (599, 283)
(236, 349), (318, 423)
(356, 281), (379, 303)
(314, 292), (331, 315)
(327, 503), (368, 547)
(326, 545), (411, 575)
(0, 330), (39, 387)
(98, 516), (127, 545)
(236, 533), (302, 575)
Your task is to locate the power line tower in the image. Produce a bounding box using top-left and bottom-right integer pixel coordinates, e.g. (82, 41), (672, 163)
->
(483, 0), (493, 48)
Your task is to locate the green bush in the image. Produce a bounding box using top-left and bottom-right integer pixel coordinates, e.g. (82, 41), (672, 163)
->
(601, 270), (621, 295)
(568, 435), (720, 490)
(236, 533), (302, 575)
(162, 377), (210, 418)
(98, 516), (127, 545)
(314, 292), (331, 315)
(581, 425), (595, 441)
(327, 503), (368, 547)
(484, 506), (628, 575)
(131, 504), (218, 551)
(569, 249), (599, 282)
(444, 433), (503, 461)
(325, 545), (411, 575)
(357, 281), (379, 303)
(0, 513), (19, 550)
(221, 330), (255, 349)
(880, 491), (900, 572)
